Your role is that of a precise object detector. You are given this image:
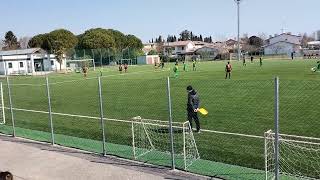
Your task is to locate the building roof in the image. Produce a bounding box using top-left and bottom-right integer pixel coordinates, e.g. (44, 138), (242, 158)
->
(163, 41), (194, 47)
(0, 48), (44, 56)
(266, 33), (302, 41)
(263, 41), (301, 48)
(307, 41), (320, 45)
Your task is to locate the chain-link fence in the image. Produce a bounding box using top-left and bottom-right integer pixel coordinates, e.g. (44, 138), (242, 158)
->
(0, 76), (319, 180)
(65, 48), (142, 67)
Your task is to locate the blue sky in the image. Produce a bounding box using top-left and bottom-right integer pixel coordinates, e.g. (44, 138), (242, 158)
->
(1, 0), (319, 42)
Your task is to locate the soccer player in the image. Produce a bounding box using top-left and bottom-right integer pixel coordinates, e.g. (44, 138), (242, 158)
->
(312, 61), (320, 72)
(260, 57), (263, 67)
(242, 55), (246, 66)
(119, 64), (123, 74)
(291, 52), (294, 60)
(192, 60), (196, 71)
(186, 85), (200, 133)
(225, 61), (232, 79)
(250, 56), (254, 63)
(183, 61), (187, 71)
(124, 63), (128, 73)
(161, 61), (165, 69)
(82, 66), (88, 78)
(173, 62), (179, 78)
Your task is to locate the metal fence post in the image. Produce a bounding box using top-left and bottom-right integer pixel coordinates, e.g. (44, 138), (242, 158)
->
(6, 76), (15, 137)
(274, 77), (280, 180)
(46, 76), (55, 145)
(98, 76), (106, 156)
(166, 77), (175, 170)
(264, 132), (268, 180)
(0, 83), (5, 124)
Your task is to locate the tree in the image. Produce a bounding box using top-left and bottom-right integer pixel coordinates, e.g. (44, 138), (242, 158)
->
(19, 36), (31, 49)
(249, 36), (263, 47)
(155, 35), (163, 43)
(199, 35), (203, 42)
(301, 33), (315, 48)
(241, 34), (249, 45)
(2, 31), (20, 50)
(258, 33), (268, 41)
(125, 34), (143, 49)
(148, 49), (158, 55)
(0, 40), (3, 49)
(179, 30), (191, 41)
(107, 29), (126, 49)
(28, 33), (53, 50)
(315, 30), (320, 41)
(48, 29), (78, 70)
(78, 28), (115, 49)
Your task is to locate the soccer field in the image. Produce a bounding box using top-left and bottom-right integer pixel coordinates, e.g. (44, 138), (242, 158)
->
(0, 59), (319, 179)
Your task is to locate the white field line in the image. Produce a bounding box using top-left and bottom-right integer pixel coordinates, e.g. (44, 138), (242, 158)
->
(2, 106), (264, 139)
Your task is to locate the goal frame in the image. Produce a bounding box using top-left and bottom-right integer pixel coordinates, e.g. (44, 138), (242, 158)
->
(265, 130), (320, 180)
(131, 116), (200, 170)
(66, 59), (96, 71)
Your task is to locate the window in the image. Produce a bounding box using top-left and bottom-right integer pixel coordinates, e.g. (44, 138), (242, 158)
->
(8, 63), (12, 68)
(51, 61), (54, 65)
(181, 46), (185, 50)
(20, 62), (24, 68)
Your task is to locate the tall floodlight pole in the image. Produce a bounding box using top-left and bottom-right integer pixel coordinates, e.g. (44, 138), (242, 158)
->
(234, 0), (242, 61)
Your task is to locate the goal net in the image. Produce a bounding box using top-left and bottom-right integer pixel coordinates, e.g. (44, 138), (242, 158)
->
(0, 82), (5, 125)
(66, 59), (96, 72)
(131, 116), (200, 170)
(265, 130), (320, 179)
(119, 59), (133, 65)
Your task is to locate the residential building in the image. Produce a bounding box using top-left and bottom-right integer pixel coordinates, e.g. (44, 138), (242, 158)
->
(263, 33), (302, 56)
(163, 41), (196, 56)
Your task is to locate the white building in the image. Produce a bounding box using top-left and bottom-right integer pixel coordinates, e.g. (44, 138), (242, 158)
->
(137, 55), (160, 65)
(264, 33), (302, 56)
(0, 48), (66, 75)
(163, 41), (199, 56)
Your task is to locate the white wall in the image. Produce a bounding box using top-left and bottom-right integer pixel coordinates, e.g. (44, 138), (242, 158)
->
(186, 43), (195, 52)
(173, 43), (195, 54)
(269, 34), (301, 45)
(0, 61), (5, 75)
(264, 42), (301, 56)
(137, 55), (160, 65)
(0, 53), (66, 75)
(2, 60), (29, 75)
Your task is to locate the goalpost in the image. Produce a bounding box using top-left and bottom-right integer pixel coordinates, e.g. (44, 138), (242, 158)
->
(66, 59), (96, 72)
(265, 130), (320, 180)
(0, 82), (5, 125)
(131, 116), (200, 170)
(119, 59), (133, 65)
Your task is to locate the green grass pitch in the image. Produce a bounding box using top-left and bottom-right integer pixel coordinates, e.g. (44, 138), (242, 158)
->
(0, 59), (319, 179)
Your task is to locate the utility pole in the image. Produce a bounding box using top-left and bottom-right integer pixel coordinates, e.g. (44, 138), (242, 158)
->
(234, 0), (242, 61)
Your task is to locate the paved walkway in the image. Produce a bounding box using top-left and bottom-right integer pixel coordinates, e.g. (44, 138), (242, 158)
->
(0, 135), (211, 180)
